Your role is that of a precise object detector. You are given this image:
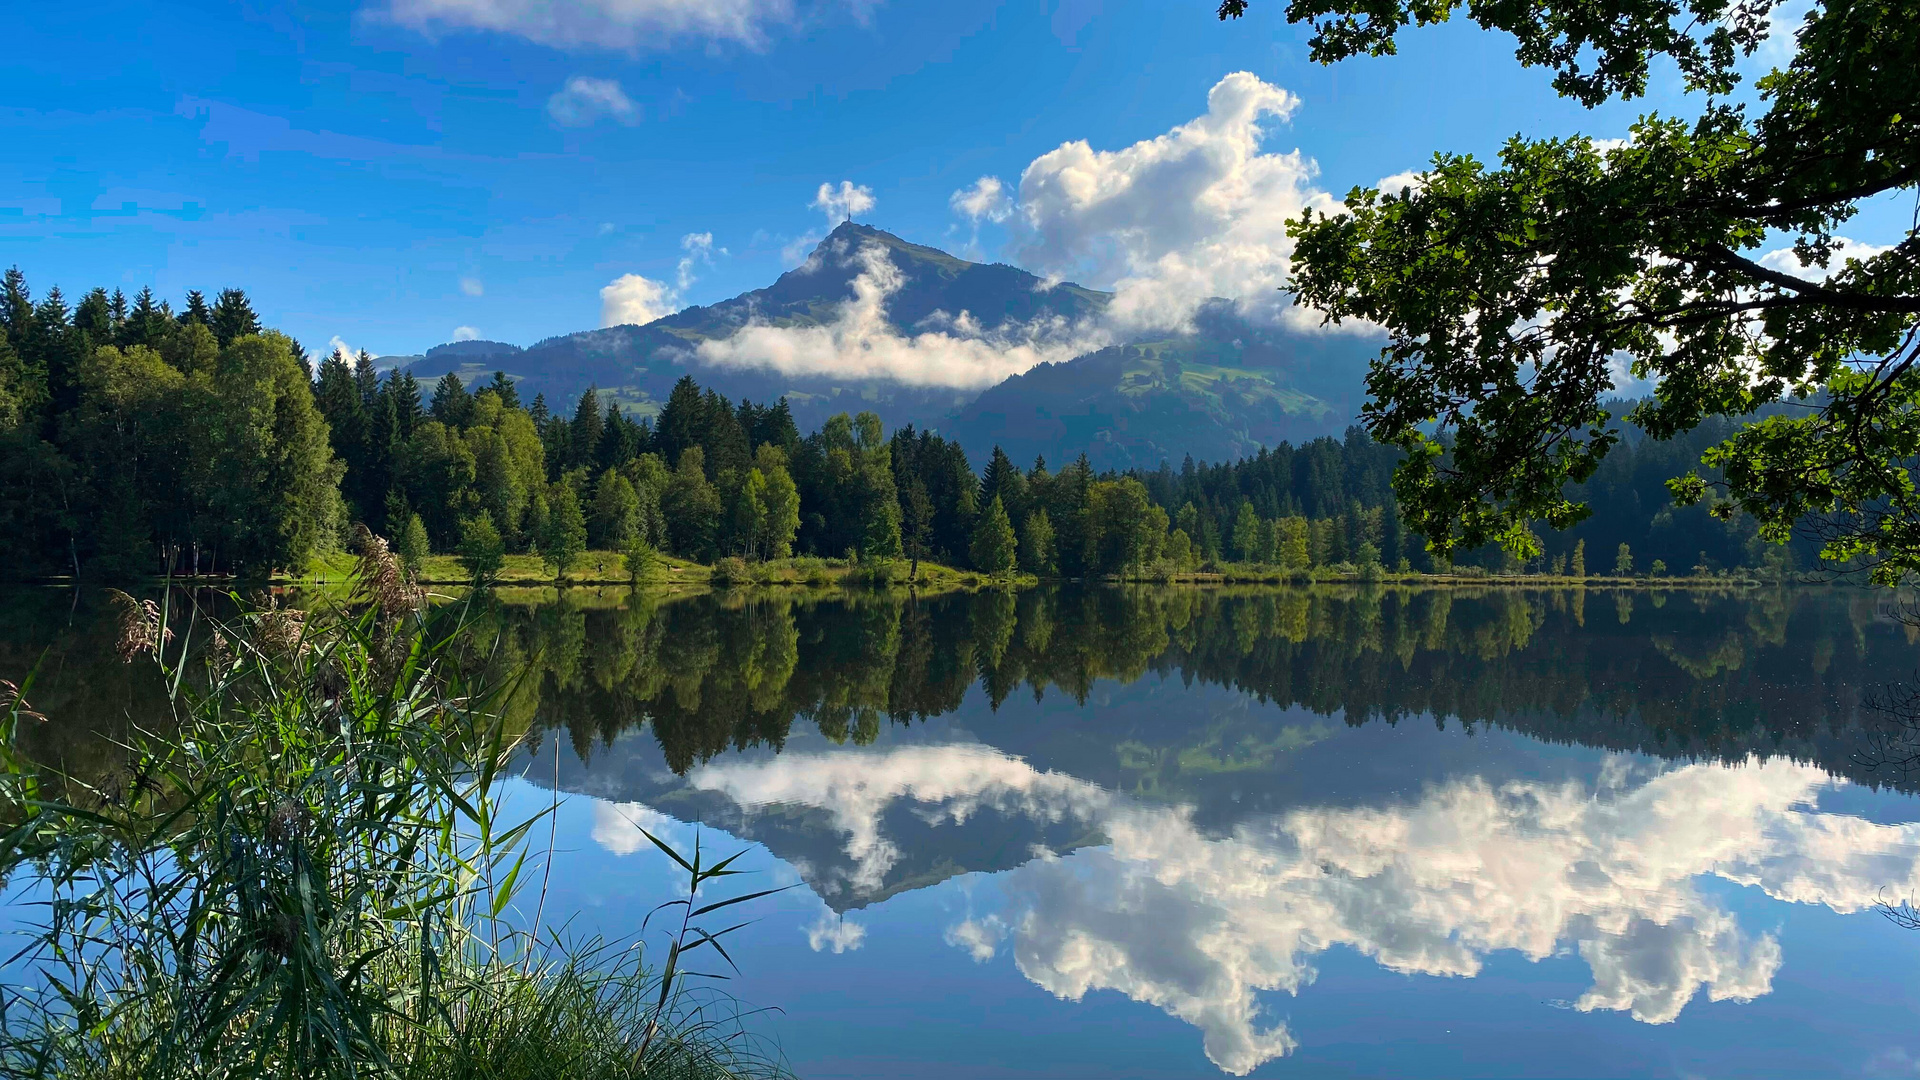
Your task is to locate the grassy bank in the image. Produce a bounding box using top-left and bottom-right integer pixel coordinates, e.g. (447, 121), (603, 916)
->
(0, 537), (787, 1080)
(289, 550), (1033, 593)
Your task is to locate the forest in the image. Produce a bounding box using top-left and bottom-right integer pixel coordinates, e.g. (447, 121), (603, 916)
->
(0, 271), (1784, 581)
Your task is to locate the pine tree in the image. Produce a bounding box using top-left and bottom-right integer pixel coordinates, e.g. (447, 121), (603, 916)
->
(1571, 538), (1587, 578)
(392, 372), (425, 439)
(180, 289), (212, 326)
(209, 288), (259, 346)
(353, 351), (380, 407)
(654, 376), (704, 469)
(429, 373), (473, 428)
(484, 370), (520, 410)
(570, 387), (604, 471)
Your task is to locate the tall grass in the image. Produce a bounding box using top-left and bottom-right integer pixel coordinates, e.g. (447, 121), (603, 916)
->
(0, 532), (786, 1080)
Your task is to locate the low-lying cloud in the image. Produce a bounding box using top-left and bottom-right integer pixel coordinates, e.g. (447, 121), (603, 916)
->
(694, 240), (1109, 389)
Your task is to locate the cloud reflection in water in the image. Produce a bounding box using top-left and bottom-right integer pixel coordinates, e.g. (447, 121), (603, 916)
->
(602, 743), (1920, 1075)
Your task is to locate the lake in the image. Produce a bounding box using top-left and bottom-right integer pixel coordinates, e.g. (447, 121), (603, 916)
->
(9, 583), (1920, 1077)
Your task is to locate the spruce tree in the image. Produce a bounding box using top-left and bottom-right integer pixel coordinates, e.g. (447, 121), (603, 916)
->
(570, 387), (604, 471)
(485, 370), (520, 410)
(180, 289), (211, 326)
(208, 288), (259, 346)
(429, 373), (473, 428)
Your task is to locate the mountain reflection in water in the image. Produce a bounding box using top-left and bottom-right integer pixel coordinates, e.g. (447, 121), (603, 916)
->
(484, 584), (1918, 1075)
(10, 584), (1920, 1075)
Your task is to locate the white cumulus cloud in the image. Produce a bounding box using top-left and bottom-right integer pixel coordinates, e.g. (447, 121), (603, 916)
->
(452, 325), (481, 341)
(600, 272), (679, 328)
(1374, 170), (1427, 196)
(1008, 71), (1341, 333)
(326, 334), (377, 360)
(1757, 235), (1892, 283)
(459, 275), (485, 296)
(811, 180), (876, 227)
(692, 241), (1109, 389)
(950, 176), (1013, 223)
(547, 76), (640, 127)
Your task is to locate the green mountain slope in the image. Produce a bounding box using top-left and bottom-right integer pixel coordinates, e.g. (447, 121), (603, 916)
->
(398, 222), (1374, 466)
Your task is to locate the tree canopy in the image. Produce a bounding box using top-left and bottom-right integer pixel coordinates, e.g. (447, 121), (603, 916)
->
(1225, 0), (1920, 581)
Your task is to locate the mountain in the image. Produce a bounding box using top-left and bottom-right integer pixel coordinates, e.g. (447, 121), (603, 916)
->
(398, 222), (1375, 468)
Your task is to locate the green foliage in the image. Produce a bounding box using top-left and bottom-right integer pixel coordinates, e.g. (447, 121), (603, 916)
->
(396, 512), (431, 576)
(458, 510), (507, 582)
(621, 531), (659, 586)
(1615, 543), (1634, 576)
(539, 483), (588, 582)
(1571, 538), (1587, 578)
(1250, 0), (1920, 580)
(1019, 507), (1056, 574)
(971, 495), (1017, 576)
(591, 468), (641, 549)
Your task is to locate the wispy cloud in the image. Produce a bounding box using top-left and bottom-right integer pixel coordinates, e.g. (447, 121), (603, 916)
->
(546, 76), (641, 128)
(383, 0), (874, 50)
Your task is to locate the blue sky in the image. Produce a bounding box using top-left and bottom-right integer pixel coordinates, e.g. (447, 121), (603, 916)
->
(1, 0), (1899, 358)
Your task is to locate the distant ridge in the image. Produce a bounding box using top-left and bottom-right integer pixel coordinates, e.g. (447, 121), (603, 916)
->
(388, 223), (1375, 468)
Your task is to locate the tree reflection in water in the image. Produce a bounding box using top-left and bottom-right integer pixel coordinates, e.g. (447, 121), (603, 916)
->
(9, 583), (1920, 1074)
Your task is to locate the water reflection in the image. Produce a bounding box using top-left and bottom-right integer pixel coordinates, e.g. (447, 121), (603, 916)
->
(587, 735), (1920, 1073)
(9, 583), (1920, 1075)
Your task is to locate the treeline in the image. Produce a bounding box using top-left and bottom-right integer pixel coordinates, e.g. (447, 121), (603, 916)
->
(0, 268), (1787, 581)
(0, 272), (337, 577)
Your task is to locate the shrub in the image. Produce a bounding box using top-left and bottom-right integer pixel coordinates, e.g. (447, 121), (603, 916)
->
(458, 511), (507, 583)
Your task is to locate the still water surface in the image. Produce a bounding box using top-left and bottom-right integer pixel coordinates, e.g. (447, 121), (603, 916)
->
(12, 584), (1920, 1077)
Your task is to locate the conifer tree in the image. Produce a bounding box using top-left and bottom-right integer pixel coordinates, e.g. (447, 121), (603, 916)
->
(485, 370), (520, 410)
(429, 373), (473, 428)
(208, 288), (258, 346)
(570, 387), (604, 472)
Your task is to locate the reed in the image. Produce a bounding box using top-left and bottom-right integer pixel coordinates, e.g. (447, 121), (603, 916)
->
(0, 540), (785, 1080)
